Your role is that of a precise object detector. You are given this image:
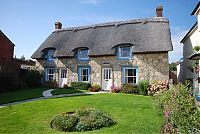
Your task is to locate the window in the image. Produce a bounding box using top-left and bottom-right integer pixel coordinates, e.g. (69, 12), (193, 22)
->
(46, 50), (55, 62)
(78, 66), (90, 82)
(122, 67), (138, 84)
(61, 69), (67, 78)
(118, 46), (132, 59)
(45, 68), (55, 81)
(77, 49), (89, 60)
(104, 68), (111, 80)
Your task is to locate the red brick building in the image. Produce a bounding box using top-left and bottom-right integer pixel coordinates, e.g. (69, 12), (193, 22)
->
(0, 30), (15, 71)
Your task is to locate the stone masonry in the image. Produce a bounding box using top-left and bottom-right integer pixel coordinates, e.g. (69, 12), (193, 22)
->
(36, 52), (169, 87)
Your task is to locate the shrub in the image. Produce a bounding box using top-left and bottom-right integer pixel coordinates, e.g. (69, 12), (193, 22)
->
(75, 107), (116, 131)
(137, 80), (149, 95)
(50, 107), (115, 132)
(148, 80), (169, 95)
(44, 80), (58, 88)
(120, 84), (138, 94)
(71, 82), (91, 90)
(110, 85), (120, 93)
(153, 84), (200, 133)
(25, 70), (42, 87)
(50, 113), (78, 132)
(89, 83), (101, 92)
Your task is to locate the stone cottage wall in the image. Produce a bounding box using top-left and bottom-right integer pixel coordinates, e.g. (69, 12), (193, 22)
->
(35, 52), (169, 87)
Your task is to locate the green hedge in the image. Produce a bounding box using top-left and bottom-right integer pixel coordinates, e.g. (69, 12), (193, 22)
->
(71, 82), (91, 90)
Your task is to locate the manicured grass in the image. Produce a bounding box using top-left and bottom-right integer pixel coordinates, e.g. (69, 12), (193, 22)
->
(0, 94), (163, 133)
(0, 88), (47, 104)
(52, 88), (86, 95)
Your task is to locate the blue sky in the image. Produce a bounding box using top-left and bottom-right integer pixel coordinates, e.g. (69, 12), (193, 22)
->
(0, 0), (198, 62)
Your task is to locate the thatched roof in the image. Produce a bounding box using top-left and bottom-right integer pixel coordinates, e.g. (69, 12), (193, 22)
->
(31, 17), (173, 59)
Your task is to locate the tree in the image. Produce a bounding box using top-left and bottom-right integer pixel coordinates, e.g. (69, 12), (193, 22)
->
(169, 62), (177, 71)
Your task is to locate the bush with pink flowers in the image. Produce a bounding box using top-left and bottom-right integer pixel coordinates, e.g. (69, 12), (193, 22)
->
(153, 84), (200, 133)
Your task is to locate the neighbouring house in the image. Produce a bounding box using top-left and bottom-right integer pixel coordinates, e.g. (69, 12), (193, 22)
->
(32, 6), (173, 90)
(0, 30), (35, 72)
(0, 30), (35, 91)
(0, 30), (15, 71)
(179, 2), (200, 96)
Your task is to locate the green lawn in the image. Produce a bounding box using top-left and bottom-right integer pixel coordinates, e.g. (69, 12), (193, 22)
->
(0, 88), (47, 104)
(52, 88), (86, 95)
(0, 94), (163, 134)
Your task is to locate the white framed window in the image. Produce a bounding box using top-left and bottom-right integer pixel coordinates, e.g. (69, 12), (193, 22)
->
(46, 50), (55, 62)
(118, 46), (132, 59)
(78, 67), (90, 82)
(77, 49), (89, 60)
(45, 68), (55, 81)
(122, 67), (138, 84)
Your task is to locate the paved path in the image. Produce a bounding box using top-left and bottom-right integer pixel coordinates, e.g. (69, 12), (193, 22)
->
(0, 90), (110, 108)
(42, 89), (55, 97)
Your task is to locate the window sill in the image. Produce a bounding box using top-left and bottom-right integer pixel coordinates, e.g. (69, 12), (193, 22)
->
(117, 57), (133, 60)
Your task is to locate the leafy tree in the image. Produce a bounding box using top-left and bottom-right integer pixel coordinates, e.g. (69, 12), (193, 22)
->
(169, 62), (177, 71)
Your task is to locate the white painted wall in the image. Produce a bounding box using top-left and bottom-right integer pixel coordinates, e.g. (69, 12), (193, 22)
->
(182, 26), (199, 83)
(198, 10), (200, 32)
(177, 62), (184, 83)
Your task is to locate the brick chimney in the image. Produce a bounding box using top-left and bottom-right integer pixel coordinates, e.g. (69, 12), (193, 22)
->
(55, 21), (62, 30)
(156, 6), (163, 17)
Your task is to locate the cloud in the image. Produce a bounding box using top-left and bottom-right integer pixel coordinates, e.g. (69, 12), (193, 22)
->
(169, 26), (188, 63)
(81, 0), (98, 5)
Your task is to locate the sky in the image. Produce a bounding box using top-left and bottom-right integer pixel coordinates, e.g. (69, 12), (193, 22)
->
(0, 0), (199, 63)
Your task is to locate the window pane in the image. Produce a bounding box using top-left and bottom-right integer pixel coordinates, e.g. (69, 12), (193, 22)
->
(108, 69), (111, 79)
(128, 77), (134, 83)
(120, 46), (131, 58)
(49, 75), (53, 81)
(128, 69), (134, 76)
(133, 77), (136, 84)
(61, 70), (67, 78)
(79, 49), (88, 59)
(47, 50), (55, 61)
(133, 69), (136, 76)
(83, 69), (88, 75)
(82, 76), (88, 81)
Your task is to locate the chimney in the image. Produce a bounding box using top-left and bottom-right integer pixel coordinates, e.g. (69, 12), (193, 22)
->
(156, 6), (163, 17)
(55, 21), (62, 30)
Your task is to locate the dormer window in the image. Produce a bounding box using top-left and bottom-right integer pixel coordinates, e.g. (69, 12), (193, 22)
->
(46, 50), (55, 62)
(118, 45), (132, 59)
(77, 48), (89, 60)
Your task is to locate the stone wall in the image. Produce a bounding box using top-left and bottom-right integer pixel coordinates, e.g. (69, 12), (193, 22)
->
(35, 52), (169, 87)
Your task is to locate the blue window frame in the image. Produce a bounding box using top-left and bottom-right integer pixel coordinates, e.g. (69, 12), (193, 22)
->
(122, 66), (138, 84)
(118, 46), (132, 59)
(77, 49), (89, 60)
(78, 66), (90, 82)
(45, 50), (55, 62)
(45, 68), (55, 81)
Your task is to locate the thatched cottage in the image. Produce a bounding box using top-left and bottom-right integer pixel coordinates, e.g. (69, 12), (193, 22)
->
(32, 6), (173, 90)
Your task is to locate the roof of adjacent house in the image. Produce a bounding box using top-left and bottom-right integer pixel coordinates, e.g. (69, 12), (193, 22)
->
(31, 17), (173, 59)
(180, 22), (197, 43)
(0, 30), (15, 46)
(191, 1), (200, 15)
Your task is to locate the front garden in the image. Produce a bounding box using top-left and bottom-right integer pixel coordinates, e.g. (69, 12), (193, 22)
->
(0, 79), (199, 133)
(0, 93), (163, 134)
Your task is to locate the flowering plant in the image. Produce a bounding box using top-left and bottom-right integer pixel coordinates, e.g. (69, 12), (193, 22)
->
(110, 85), (120, 93)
